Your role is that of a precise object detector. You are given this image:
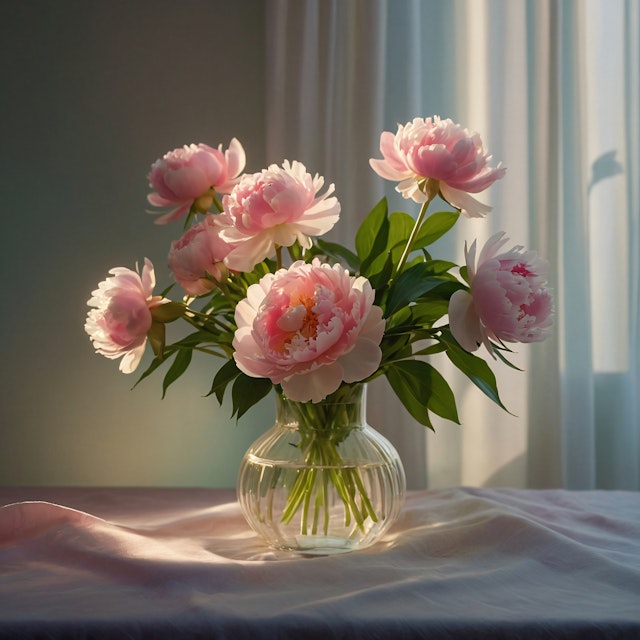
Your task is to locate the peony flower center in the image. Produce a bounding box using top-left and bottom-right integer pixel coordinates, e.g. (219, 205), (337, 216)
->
(511, 262), (534, 278)
(271, 293), (319, 353)
(296, 294), (319, 339)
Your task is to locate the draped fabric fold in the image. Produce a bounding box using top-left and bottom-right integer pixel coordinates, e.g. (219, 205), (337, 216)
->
(264, 0), (640, 490)
(2, 487), (640, 637)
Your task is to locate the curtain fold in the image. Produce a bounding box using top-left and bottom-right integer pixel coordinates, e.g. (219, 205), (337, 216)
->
(264, 0), (640, 490)
(556, 1), (596, 488)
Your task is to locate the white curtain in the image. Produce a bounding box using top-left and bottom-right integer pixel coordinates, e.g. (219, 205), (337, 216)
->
(265, 0), (640, 490)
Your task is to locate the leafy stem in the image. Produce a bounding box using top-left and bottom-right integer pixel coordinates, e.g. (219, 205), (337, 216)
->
(394, 193), (436, 277)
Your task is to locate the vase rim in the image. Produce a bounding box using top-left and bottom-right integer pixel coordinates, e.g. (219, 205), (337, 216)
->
(277, 383), (367, 406)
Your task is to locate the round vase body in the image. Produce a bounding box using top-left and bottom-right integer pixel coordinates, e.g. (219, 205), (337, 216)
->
(237, 385), (406, 555)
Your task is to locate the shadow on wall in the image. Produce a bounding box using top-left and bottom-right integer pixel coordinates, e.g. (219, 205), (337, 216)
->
(0, 0), (267, 487)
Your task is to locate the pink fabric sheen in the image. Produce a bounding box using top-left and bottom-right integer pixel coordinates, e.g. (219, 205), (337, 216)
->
(1, 486), (639, 637)
(232, 259), (384, 402)
(369, 116), (506, 216)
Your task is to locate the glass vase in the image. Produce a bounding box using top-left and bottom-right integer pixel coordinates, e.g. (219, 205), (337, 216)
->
(237, 384), (406, 555)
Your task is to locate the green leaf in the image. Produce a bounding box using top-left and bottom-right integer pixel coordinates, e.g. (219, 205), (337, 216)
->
(422, 259), (458, 275)
(313, 238), (360, 271)
(386, 211), (416, 257)
(412, 342), (447, 357)
(385, 263), (450, 317)
(159, 283), (176, 298)
(207, 358), (241, 404)
(413, 210), (460, 249)
(131, 349), (176, 389)
(369, 250), (395, 292)
(173, 330), (222, 348)
(422, 362), (460, 423)
(441, 330), (512, 413)
(363, 211), (414, 279)
(231, 374), (273, 419)
(384, 305), (412, 331)
(409, 281), (466, 326)
(408, 300), (451, 325)
(150, 301), (186, 323)
(356, 198), (389, 272)
(385, 362), (434, 429)
(200, 291), (234, 315)
(161, 349), (193, 399)
(379, 333), (413, 364)
(386, 359), (459, 426)
(146, 321), (166, 358)
(493, 346), (523, 371)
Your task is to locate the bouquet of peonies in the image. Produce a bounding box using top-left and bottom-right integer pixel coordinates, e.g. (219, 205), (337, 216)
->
(86, 116), (552, 420)
(85, 117), (552, 536)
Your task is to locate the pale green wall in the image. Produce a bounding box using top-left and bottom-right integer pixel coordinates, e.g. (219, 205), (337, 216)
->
(0, 0), (271, 487)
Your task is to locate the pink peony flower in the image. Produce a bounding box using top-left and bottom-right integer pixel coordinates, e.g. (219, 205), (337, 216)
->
(85, 258), (167, 373)
(233, 259), (385, 402)
(147, 138), (246, 224)
(218, 160), (340, 272)
(369, 116), (506, 217)
(168, 215), (234, 296)
(448, 232), (553, 354)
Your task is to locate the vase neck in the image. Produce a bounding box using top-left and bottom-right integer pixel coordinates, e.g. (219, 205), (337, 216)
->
(275, 384), (367, 432)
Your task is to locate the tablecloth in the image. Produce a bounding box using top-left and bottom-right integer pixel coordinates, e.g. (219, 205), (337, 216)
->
(1, 486), (639, 639)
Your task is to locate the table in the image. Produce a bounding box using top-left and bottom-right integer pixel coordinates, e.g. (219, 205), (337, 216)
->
(1, 486), (639, 638)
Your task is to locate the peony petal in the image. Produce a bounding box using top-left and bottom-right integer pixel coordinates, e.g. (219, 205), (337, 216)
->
(369, 157), (409, 181)
(450, 164), (507, 193)
(231, 259), (385, 401)
(224, 233), (277, 272)
(357, 304), (385, 341)
(225, 138), (247, 179)
(410, 145), (457, 181)
(234, 298), (259, 330)
(477, 231), (509, 266)
(462, 233), (553, 352)
(396, 177), (428, 203)
(164, 167), (210, 200)
(119, 343), (146, 374)
(85, 260), (161, 373)
(281, 363), (344, 403)
(338, 337), (382, 383)
(448, 290), (485, 353)
(370, 117), (505, 209)
(378, 130), (410, 173)
(140, 258), (156, 298)
(439, 184), (492, 218)
(153, 202), (192, 225)
(147, 193), (175, 208)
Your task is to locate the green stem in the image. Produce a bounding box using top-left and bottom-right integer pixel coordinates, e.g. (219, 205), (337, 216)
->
(277, 387), (377, 537)
(394, 194), (435, 277)
(212, 191), (224, 213)
(192, 346), (231, 358)
(322, 465), (330, 535)
(185, 310), (235, 333)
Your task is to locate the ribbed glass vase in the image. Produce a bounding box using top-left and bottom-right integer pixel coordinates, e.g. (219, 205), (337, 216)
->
(237, 384), (406, 555)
